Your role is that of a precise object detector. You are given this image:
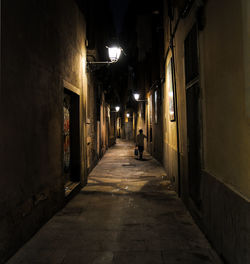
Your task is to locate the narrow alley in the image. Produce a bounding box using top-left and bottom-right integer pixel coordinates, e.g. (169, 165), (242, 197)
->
(7, 140), (222, 264)
(2, 1), (249, 263)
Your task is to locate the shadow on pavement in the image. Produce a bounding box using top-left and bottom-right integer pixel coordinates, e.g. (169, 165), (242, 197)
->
(134, 157), (151, 161)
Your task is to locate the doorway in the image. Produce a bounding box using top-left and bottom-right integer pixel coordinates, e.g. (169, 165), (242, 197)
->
(185, 24), (202, 208)
(63, 89), (80, 193)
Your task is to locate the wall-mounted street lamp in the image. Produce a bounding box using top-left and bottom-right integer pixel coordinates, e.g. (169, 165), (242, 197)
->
(133, 92), (147, 102)
(108, 47), (122, 62)
(126, 113), (130, 118)
(87, 46), (122, 71)
(111, 106), (120, 113)
(133, 93), (140, 101)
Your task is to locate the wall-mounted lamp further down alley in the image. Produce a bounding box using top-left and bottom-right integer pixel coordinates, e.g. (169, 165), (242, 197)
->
(133, 92), (147, 102)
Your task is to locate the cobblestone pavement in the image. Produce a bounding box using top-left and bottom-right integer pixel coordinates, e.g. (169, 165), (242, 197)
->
(7, 140), (223, 264)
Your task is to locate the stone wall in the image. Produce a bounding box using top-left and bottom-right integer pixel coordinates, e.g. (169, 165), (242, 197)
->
(0, 0), (87, 262)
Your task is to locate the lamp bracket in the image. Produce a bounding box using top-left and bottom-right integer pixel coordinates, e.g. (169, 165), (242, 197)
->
(86, 61), (116, 72)
(136, 100), (148, 103)
(87, 61), (115, 65)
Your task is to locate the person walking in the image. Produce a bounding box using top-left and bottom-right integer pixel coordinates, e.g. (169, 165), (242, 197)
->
(136, 129), (147, 160)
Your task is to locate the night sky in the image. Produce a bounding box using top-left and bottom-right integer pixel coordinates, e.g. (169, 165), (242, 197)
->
(109, 0), (129, 35)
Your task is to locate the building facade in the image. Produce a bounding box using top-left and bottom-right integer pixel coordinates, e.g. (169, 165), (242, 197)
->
(1, 0), (88, 261)
(125, 1), (164, 161)
(162, 0), (250, 263)
(130, 0), (250, 262)
(0, 0), (118, 262)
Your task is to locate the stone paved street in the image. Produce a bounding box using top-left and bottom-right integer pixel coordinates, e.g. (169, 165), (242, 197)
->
(7, 140), (223, 264)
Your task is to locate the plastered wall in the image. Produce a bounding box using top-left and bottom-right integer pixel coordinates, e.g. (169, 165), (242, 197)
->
(200, 0), (250, 199)
(0, 0), (87, 262)
(163, 0), (250, 262)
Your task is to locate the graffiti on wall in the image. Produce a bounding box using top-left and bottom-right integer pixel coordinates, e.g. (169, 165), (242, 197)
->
(64, 94), (71, 175)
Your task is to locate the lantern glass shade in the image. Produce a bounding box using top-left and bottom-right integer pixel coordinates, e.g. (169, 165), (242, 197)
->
(115, 106), (120, 112)
(133, 93), (140, 101)
(108, 47), (121, 62)
(126, 113), (130, 118)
